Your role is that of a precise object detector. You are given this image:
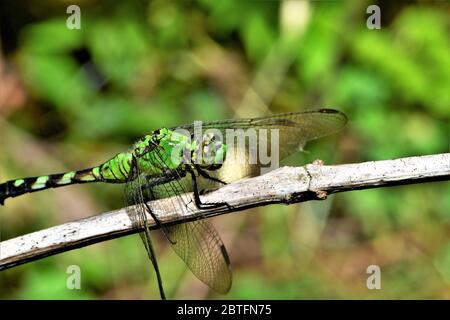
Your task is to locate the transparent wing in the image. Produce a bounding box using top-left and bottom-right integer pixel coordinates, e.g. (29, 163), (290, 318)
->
(173, 108), (347, 185)
(124, 161), (167, 298)
(131, 145), (232, 294)
(174, 108), (347, 159)
(164, 218), (232, 294)
(124, 164), (150, 252)
(124, 161), (161, 269)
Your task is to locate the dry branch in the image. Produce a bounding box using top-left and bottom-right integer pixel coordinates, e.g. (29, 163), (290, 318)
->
(1, 153), (449, 270)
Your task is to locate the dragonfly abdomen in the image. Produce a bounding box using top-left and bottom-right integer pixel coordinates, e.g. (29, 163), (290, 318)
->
(0, 169), (102, 205)
(0, 152), (132, 205)
(98, 152), (131, 182)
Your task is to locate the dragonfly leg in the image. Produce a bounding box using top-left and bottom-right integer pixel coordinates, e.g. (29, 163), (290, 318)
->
(188, 167), (232, 210)
(140, 171), (184, 227)
(195, 167), (228, 185)
(143, 201), (163, 227)
(143, 185), (180, 244)
(139, 182), (162, 225)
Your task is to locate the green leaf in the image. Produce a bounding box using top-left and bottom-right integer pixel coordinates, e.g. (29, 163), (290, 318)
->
(241, 13), (277, 63)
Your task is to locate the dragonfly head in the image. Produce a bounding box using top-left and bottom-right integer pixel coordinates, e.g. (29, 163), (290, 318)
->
(192, 132), (227, 170)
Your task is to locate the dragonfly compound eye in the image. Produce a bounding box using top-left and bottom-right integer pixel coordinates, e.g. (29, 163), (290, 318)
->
(201, 140), (227, 169)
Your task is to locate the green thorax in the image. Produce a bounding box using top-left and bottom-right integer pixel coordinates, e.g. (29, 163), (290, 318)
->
(131, 128), (193, 173)
(129, 127), (227, 174)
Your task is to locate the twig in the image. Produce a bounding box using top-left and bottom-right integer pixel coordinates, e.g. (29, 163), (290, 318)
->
(1, 153), (449, 270)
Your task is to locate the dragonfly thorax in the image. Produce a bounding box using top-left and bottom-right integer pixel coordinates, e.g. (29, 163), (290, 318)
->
(134, 129), (194, 171)
(134, 128), (227, 171)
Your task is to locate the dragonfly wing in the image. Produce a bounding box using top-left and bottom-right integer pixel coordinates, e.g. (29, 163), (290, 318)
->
(137, 146), (232, 294)
(124, 169), (150, 251)
(124, 164), (168, 298)
(175, 108), (347, 159)
(125, 162), (168, 267)
(174, 108), (347, 185)
(164, 220), (232, 293)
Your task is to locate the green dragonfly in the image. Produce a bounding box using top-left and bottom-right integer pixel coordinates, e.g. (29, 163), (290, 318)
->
(0, 108), (347, 299)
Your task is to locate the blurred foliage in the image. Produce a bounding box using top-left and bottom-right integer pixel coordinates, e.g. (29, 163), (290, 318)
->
(0, 0), (449, 299)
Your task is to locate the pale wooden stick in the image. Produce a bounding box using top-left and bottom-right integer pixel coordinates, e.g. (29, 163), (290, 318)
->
(1, 153), (448, 270)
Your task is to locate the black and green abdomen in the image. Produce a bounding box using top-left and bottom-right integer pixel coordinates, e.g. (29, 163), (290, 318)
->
(0, 152), (132, 205)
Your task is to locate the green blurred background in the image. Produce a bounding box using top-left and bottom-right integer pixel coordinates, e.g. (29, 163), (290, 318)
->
(0, 0), (449, 299)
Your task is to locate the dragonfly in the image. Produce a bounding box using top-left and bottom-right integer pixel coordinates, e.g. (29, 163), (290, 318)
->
(0, 108), (347, 299)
